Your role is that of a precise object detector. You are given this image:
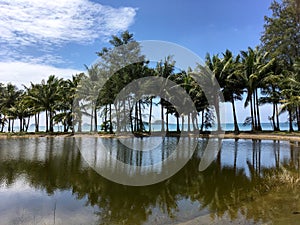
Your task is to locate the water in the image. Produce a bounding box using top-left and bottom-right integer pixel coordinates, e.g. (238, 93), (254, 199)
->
(0, 137), (300, 224)
(3, 122), (298, 133)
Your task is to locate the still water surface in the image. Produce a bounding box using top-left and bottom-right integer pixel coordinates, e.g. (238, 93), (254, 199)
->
(0, 137), (300, 225)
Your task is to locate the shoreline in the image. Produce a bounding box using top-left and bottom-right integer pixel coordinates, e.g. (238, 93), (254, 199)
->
(1, 131), (300, 141)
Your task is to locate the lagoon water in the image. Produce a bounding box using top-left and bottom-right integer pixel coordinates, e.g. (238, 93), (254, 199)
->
(0, 137), (300, 224)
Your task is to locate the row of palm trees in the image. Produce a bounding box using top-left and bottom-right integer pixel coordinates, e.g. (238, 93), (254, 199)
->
(207, 46), (300, 133)
(0, 40), (299, 134)
(0, 74), (84, 133)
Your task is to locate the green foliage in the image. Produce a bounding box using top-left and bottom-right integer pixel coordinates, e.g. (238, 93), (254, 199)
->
(261, 0), (300, 70)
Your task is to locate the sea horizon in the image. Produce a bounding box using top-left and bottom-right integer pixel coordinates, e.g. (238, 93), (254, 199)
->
(2, 122), (297, 133)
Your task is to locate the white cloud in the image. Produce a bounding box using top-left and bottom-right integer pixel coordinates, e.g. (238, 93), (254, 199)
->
(0, 0), (137, 47)
(0, 0), (136, 90)
(0, 61), (82, 87)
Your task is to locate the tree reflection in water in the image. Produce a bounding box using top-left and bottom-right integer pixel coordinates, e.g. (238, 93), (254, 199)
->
(0, 137), (299, 224)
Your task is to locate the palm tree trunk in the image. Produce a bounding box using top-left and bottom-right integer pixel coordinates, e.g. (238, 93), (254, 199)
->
(231, 97), (240, 134)
(166, 111), (169, 132)
(288, 109), (294, 132)
(297, 106), (300, 131)
(25, 117), (30, 132)
(19, 117), (23, 132)
(63, 115), (67, 132)
(134, 102), (138, 132)
(176, 113), (180, 133)
(272, 103), (277, 131)
(127, 99), (133, 133)
(200, 110), (204, 132)
(255, 89), (262, 131)
(250, 96), (255, 131)
(8, 118), (11, 132)
(90, 107), (93, 132)
(77, 111), (82, 132)
(109, 104), (113, 134)
(0, 116), (3, 132)
(45, 110), (49, 132)
(49, 110), (54, 132)
(129, 107), (134, 133)
(187, 113), (191, 132)
(161, 99), (165, 132)
(275, 103), (280, 131)
(35, 113), (39, 132)
(192, 112), (197, 131)
(123, 100), (127, 132)
(139, 100), (143, 131)
(12, 119), (14, 132)
(149, 97), (153, 133)
(115, 102), (120, 133)
(253, 93), (258, 131)
(104, 105), (108, 132)
(215, 97), (221, 131)
(94, 107), (97, 132)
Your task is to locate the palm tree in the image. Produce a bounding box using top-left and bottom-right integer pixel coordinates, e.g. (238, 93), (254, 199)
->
(280, 72), (300, 132)
(70, 73), (85, 132)
(240, 47), (274, 131)
(260, 71), (283, 131)
(218, 50), (244, 134)
(23, 83), (45, 132)
(204, 53), (226, 131)
(0, 83), (22, 132)
(83, 64), (102, 132)
(9, 94), (33, 132)
(37, 75), (63, 132)
(156, 56), (176, 132)
(0, 83), (6, 131)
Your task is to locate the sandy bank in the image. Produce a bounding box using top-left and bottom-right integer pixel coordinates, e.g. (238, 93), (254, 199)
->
(0, 132), (300, 142)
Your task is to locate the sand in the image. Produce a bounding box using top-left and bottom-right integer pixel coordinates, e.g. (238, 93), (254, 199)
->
(1, 132), (300, 142)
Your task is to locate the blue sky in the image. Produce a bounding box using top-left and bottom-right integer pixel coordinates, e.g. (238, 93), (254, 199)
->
(0, 0), (276, 123)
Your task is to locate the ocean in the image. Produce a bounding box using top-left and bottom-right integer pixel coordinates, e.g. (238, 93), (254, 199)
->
(3, 122), (297, 133)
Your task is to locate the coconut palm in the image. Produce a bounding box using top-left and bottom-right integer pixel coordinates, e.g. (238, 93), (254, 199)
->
(0, 83), (22, 132)
(82, 64), (103, 132)
(218, 50), (244, 134)
(240, 47), (274, 131)
(9, 94), (33, 132)
(156, 56), (176, 132)
(40, 75), (63, 132)
(23, 83), (45, 132)
(280, 71), (300, 131)
(204, 53), (226, 131)
(53, 74), (84, 133)
(260, 68), (283, 131)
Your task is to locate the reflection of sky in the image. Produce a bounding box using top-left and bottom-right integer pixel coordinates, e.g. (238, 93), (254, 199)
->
(145, 197), (208, 225)
(0, 177), (98, 225)
(0, 137), (297, 224)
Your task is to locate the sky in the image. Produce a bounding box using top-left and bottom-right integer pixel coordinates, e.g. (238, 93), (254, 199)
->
(0, 0), (276, 124)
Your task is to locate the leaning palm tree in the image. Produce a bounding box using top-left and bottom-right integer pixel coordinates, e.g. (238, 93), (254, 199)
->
(204, 53), (225, 131)
(219, 50), (244, 134)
